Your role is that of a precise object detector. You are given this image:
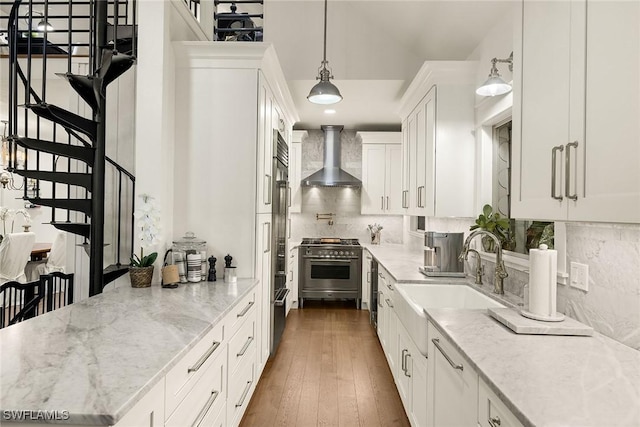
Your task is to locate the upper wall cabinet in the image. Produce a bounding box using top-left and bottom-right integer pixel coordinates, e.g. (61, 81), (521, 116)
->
(512, 0), (640, 223)
(399, 62), (476, 218)
(288, 131), (305, 214)
(360, 132), (403, 215)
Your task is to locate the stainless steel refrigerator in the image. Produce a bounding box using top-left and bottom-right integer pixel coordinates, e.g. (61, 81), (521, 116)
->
(270, 130), (290, 356)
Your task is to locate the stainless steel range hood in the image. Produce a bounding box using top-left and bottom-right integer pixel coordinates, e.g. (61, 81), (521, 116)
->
(301, 125), (362, 187)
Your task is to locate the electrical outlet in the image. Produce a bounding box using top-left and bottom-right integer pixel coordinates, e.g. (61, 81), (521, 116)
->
(570, 262), (589, 292)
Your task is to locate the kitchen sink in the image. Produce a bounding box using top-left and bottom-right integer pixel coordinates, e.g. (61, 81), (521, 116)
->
(394, 283), (505, 356)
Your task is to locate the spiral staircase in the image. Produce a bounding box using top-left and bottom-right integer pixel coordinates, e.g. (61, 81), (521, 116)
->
(1, 0), (137, 296)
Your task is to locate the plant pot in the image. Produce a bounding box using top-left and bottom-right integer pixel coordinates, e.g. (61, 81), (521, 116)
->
(129, 266), (154, 288)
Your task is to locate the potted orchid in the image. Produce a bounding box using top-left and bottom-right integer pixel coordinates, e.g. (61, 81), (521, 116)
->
(129, 194), (161, 288)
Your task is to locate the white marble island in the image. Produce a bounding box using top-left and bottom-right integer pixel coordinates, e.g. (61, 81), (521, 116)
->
(0, 278), (259, 425)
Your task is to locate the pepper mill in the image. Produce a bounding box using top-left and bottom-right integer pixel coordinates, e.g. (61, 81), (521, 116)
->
(207, 256), (217, 282)
(224, 254), (233, 268)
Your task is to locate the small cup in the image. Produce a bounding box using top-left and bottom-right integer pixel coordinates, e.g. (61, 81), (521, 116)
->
(224, 267), (237, 283)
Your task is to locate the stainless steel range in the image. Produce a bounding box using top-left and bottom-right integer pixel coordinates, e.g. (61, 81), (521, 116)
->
(298, 238), (362, 309)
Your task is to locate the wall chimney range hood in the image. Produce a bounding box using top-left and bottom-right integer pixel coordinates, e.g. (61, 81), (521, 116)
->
(301, 125), (361, 187)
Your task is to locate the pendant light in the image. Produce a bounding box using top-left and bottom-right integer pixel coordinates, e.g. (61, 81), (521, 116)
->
(476, 52), (513, 97)
(307, 0), (342, 105)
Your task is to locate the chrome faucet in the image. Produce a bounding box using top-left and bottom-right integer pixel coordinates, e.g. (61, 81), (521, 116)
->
(459, 229), (508, 294)
(465, 248), (484, 285)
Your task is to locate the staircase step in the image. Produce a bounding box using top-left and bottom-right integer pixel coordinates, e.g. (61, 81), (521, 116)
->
(51, 222), (90, 239)
(103, 264), (130, 285)
(14, 170), (92, 190)
(29, 198), (92, 216)
(56, 73), (99, 112)
(107, 23), (136, 55)
(11, 137), (94, 165)
(97, 49), (136, 89)
(23, 103), (97, 141)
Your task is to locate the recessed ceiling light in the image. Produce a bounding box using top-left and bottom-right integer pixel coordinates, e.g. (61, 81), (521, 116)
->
(324, 109), (336, 114)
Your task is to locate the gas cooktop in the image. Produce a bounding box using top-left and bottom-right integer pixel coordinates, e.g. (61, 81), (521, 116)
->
(300, 237), (360, 246)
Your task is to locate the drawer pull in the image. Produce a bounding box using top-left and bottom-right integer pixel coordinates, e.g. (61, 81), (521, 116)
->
(385, 298), (393, 308)
(488, 415), (502, 427)
(386, 282), (393, 291)
(187, 341), (221, 373)
(237, 300), (255, 317)
(401, 349), (407, 372)
(235, 380), (253, 407)
(191, 390), (219, 427)
(237, 336), (254, 357)
(404, 353), (411, 377)
(432, 338), (463, 371)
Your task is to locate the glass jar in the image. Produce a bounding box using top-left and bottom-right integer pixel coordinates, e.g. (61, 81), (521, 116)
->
(172, 232), (207, 282)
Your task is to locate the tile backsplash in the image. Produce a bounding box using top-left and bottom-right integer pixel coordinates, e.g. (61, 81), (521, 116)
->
(418, 217), (640, 350)
(291, 129), (403, 244)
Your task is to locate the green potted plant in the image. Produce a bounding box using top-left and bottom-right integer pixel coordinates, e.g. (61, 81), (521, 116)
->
(470, 204), (511, 253)
(129, 194), (160, 288)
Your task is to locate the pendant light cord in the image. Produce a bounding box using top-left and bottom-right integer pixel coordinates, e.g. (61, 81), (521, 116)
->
(322, 0), (328, 64)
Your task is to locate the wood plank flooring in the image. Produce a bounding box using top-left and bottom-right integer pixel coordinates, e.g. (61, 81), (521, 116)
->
(240, 301), (410, 427)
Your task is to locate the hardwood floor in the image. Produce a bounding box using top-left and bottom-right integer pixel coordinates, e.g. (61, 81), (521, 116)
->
(240, 301), (410, 427)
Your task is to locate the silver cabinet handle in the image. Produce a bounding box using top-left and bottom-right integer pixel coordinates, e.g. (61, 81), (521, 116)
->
(404, 353), (412, 377)
(381, 196), (385, 210)
(264, 174), (272, 205)
(378, 272), (383, 278)
(263, 222), (271, 253)
(287, 185), (291, 207)
(386, 282), (393, 291)
(565, 141), (578, 201)
(488, 415), (502, 427)
(191, 390), (219, 427)
(432, 338), (463, 371)
(188, 341), (221, 373)
(235, 380), (253, 407)
(237, 336), (254, 357)
(401, 349), (408, 372)
(386, 196), (389, 210)
(237, 300), (255, 317)
(551, 145), (564, 200)
(385, 298), (393, 308)
(378, 291), (384, 307)
(402, 190), (408, 208)
(417, 186), (425, 208)
(367, 271), (371, 283)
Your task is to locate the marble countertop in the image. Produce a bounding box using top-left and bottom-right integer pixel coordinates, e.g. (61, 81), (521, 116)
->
(0, 278), (259, 425)
(425, 309), (640, 427)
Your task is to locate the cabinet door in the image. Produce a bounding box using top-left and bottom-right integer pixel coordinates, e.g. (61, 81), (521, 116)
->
(407, 109), (419, 214)
(362, 144), (387, 214)
(512, 0), (572, 221)
(289, 141), (302, 213)
(429, 324), (477, 427)
(288, 247), (298, 312)
(410, 345), (428, 427)
(571, 0), (640, 222)
(396, 323), (412, 408)
(362, 250), (372, 310)
(255, 214), (272, 368)
(114, 379), (164, 427)
(401, 118), (410, 211)
(257, 73), (274, 214)
(386, 144), (403, 214)
(384, 295), (398, 375)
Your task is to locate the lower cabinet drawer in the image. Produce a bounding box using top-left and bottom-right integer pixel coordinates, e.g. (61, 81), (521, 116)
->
(165, 350), (226, 427)
(478, 378), (524, 427)
(227, 351), (256, 427)
(228, 314), (256, 375)
(165, 321), (225, 418)
(227, 290), (257, 335)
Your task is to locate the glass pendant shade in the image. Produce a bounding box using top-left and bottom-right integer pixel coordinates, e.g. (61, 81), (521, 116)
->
(36, 18), (54, 32)
(476, 75), (512, 96)
(307, 79), (342, 105)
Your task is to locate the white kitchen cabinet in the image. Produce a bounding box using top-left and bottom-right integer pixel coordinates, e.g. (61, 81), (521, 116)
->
(478, 377), (524, 427)
(396, 320), (429, 427)
(257, 72), (275, 215)
(289, 131), (305, 214)
(362, 249), (372, 310)
(113, 379), (164, 427)
(377, 265), (398, 374)
(427, 321), (478, 427)
(399, 62), (476, 218)
(287, 246), (298, 313)
(255, 213), (272, 370)
(512, 0), (640, 223)
(360, 132), (403, 215)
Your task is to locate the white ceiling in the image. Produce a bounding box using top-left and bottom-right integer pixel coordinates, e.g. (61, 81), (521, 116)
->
(263, 0), (515, 130)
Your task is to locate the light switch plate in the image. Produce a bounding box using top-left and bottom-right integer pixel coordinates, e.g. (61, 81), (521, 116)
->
(570, 262), (589, 292)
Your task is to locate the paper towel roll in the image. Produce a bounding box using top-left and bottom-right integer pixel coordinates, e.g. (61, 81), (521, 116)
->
(528, 244), (557, 317)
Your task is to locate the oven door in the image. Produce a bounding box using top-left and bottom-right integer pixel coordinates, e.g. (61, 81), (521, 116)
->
(302, 257), (359, 295)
